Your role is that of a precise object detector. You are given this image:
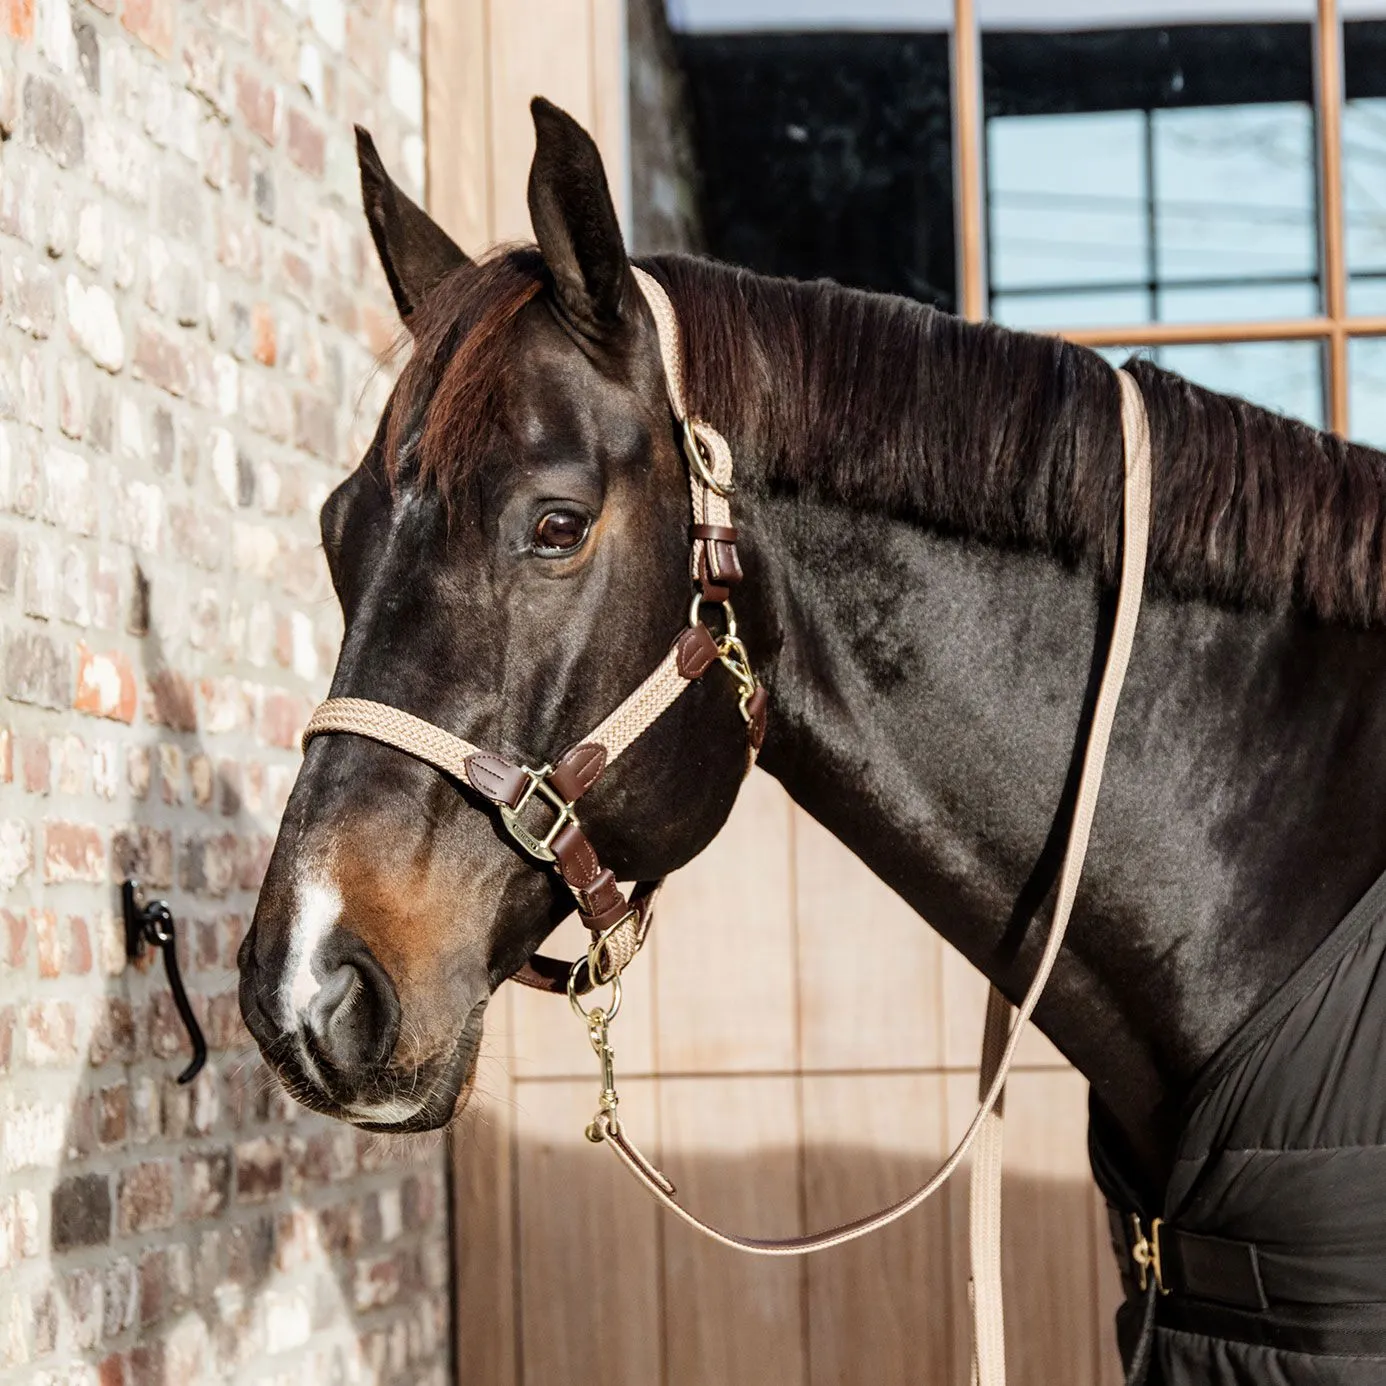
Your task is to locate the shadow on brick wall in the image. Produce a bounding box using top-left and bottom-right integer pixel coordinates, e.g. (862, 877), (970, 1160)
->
(40, 587), (451, 1386)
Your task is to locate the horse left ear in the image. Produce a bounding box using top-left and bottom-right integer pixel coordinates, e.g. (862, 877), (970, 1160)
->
(527, 97), (632, 333)
(357, 125), (469, 326)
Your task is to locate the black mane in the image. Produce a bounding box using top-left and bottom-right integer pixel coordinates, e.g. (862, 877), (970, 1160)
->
(653, 253), (1386, 626)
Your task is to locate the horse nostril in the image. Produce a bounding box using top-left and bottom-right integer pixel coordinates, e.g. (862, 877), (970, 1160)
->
(301, 949), (400, 1080)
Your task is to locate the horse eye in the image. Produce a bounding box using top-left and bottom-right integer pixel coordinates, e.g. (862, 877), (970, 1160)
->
(533, 509), (589, 555)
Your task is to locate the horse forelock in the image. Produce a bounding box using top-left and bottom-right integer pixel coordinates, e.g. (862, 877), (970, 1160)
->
(381, 246), (546, 497)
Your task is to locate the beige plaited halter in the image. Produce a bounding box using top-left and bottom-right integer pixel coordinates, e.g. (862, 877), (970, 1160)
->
(301, 267), (1154, 1386)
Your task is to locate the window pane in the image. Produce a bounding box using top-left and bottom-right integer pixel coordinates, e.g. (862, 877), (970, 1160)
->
(1154, 341), (1325, 428)
(1344, 18), (1386, 313)
(1348, 337), (1386, 448)
(982, 7), (1320, 331)
(1077, 339), (1323, 428)
(991, 289), (1151, 330)
(988, 112), (1148, 294)
(672, 27), (956, 304)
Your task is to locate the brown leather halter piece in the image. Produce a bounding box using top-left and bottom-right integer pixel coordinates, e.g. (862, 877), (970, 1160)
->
(301, 267), (766, 994)
(300, 271), (1154, 1386)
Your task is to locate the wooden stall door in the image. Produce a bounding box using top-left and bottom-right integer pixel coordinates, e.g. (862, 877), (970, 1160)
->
(423, 6), (1123, 1381)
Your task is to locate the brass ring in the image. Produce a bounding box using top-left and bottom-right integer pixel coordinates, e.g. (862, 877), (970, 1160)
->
(689, 591), (738, 642)
(568, 958), (622, 1024)
(682, 419), (735, 497)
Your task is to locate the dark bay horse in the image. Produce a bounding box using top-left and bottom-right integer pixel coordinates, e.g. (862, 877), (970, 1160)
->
(239, 99), (1386, 1381)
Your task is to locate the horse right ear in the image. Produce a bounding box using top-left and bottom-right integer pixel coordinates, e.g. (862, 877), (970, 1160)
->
(356, 126), (468, 327)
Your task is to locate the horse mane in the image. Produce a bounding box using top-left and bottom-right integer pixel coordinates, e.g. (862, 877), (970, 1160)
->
(387, 244), (1386, 626)
(653, 254), (1386, 627)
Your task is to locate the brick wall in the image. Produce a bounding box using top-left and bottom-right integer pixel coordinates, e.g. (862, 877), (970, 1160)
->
(0, 2), (450, 1383)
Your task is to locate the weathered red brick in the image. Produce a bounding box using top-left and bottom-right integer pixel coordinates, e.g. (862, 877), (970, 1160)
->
(259, 690), (305, 749)
(234, 67), (278, 145)
(32, 907), (60, 977)
(132, 321), (191, 397)
(111, 824), (173, 889)
(4, 629), (72, 708)
(97, 1082), (128, 1145)
(20, 735), (50, 793)
(117, 1160), (174, 1234)
(51, 1172), (111, 1249)
(286, 108), (324, 176)
(138, 1246), (168, 1326)
(292, 390), (335, 459)
(2, 909), (25, 968)
(75, 644), (138, 722)
(121, 0), (175, 58)
(66, 914), (92, 974)
(146, 667), (197, 731)
(5, 0), (34, 42)
(182, 1148), (230, 1218)
(24, 999), (78, 1064)
(250, 301), (276, 366)
(235, 1136), (283, 1202)
(43, 820), (105, 883)
(0, 1004), (15, 1074)
(89, 996), (138, 1066)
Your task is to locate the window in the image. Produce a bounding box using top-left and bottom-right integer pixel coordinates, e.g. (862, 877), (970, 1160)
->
(674, 0), (1386, 441)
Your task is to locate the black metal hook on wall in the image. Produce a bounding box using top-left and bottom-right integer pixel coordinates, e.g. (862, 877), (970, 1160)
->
(121, 878), (207, 1085)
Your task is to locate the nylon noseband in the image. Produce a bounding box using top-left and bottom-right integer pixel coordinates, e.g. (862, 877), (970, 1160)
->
(300, 269), (1154, 1386)
(301, 267), (764, 993)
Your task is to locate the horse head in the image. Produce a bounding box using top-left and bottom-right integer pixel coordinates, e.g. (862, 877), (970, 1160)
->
(238, 100), (751, 1130)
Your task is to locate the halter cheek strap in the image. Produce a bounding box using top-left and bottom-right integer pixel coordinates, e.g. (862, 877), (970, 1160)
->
(300, 266), (764, 994)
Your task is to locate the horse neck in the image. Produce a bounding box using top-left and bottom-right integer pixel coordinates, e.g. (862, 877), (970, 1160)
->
(710, 290), (1386, 1189)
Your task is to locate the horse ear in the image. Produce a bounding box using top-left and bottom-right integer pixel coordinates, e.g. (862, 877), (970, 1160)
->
(356, 126), (468, 326)
(527, 97), (631, 333)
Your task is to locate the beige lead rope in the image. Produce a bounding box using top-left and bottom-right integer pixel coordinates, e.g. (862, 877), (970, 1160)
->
(587, 369), (1152, 1386)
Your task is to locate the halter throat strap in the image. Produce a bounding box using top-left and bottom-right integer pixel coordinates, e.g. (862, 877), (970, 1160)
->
(300, 266), (764, 993)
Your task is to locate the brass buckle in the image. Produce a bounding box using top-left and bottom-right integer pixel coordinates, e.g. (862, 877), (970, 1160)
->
(499, 764), (577, 863)
(1130, 1215), (1169, 1295)
(682, 418), (734, 497)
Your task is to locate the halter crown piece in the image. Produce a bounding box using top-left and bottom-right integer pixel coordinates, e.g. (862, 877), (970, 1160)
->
(302, 269), (1155, 1386)
(301, 266), (765, 995)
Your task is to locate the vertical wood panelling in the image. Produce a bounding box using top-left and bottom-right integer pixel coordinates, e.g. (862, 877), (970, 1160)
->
(423, 0), (493, 249)
(591, 0), (631, 228)
(795, 807), (945, 1072)
(487, 0), (595, 239)
(450, 1046), (519, 1386)
(655, 771), (799, 1073)
(1092, 1182), (1128, 1385)
(659, 1076), (808, 1386)
(945, 1070), (1103, 1386)
(516, 1079), (664, 1386)
(802, 1074), (955, 1386)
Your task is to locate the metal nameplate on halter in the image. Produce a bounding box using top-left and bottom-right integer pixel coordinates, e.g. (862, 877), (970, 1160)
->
(499, 765), (577, 863)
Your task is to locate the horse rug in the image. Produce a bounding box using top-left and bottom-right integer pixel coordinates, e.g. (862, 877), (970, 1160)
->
(1091, 866), (1386, 1384)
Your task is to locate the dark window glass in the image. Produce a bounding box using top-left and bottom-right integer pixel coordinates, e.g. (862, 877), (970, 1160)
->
(675, 31), (957, 307)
